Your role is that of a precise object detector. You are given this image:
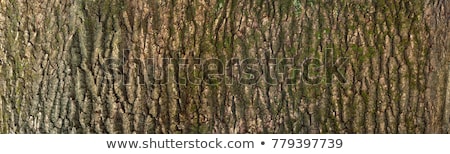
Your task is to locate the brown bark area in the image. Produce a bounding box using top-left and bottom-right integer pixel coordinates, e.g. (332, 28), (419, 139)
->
(0, 0), (449, 133)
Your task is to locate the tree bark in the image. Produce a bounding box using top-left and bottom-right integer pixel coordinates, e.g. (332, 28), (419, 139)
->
(0, 0), (449, 134)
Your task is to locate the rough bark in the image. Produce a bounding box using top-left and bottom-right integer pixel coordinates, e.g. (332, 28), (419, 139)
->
(0, 0), (449, 134)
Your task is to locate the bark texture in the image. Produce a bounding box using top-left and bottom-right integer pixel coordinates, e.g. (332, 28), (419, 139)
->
(0, 0), (449, 133)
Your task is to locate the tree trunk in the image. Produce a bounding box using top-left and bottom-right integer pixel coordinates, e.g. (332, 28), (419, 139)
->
(0, 0), (449, 134)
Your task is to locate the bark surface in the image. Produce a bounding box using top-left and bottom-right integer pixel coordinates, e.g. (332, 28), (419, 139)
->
(0, 0), (449, 133)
